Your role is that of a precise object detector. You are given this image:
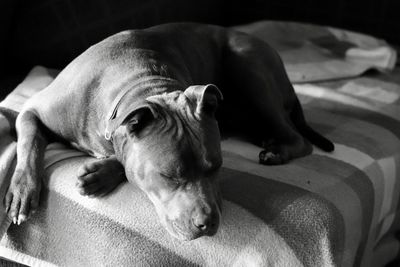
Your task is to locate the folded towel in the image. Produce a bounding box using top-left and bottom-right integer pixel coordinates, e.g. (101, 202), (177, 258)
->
(233, 21), (397, 83)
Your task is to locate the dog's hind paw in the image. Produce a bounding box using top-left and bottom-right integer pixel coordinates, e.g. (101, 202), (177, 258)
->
(76, 157), (126, 197)
(258, 145), (289, 165)
(259, 150), (283, 165)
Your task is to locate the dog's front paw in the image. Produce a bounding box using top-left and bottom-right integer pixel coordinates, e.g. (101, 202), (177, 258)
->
(4, 169), (41, 225)
(76, 157), (126, 197)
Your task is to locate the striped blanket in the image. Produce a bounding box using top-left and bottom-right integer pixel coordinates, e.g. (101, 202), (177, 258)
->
(0, 23), (400, 267)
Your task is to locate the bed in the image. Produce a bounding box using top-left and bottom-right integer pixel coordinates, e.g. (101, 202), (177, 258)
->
(0, 21), (399, 267)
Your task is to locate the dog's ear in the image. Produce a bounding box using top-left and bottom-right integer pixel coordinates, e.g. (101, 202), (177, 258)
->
(120, 106), (156, 135)
(184, 84), (223, 116)
(105, 104), (156, 140)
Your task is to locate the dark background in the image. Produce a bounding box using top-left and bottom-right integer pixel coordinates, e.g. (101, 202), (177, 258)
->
(0, 0), (399, 95)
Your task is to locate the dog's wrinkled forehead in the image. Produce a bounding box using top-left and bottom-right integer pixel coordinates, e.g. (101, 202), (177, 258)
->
(146, 84), (223, 119)
(142, 86), (223, 174)
(146, 91), (195, 116)
(144, 90), (205, 157)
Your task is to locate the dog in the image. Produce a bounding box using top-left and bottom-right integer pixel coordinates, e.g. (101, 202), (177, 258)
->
(4, 23), (334, 241)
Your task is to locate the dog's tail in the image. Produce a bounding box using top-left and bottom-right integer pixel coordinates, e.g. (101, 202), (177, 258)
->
(291, 98), (334, 152)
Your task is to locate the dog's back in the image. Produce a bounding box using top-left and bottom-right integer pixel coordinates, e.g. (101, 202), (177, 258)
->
(25, 23), (227, 157)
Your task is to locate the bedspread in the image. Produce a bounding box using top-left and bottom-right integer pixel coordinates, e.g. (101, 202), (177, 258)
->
(0, 22), (399, 267)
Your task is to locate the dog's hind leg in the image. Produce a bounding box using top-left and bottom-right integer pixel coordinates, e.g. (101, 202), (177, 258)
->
(224, 31), (313, 164)
(4, 110), (47, 225)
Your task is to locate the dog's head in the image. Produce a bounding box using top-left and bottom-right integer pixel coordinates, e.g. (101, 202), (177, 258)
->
(110, 84), (223, 240)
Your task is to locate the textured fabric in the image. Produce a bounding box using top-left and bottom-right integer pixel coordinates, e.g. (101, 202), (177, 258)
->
(0, 25), (399, 266)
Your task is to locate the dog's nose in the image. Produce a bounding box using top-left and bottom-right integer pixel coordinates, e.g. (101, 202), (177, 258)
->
(192, 212), (218, 233)
(193, 215), (212, 231)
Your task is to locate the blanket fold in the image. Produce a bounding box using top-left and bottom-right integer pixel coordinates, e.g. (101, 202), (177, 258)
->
(233, 21), (397, 83)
